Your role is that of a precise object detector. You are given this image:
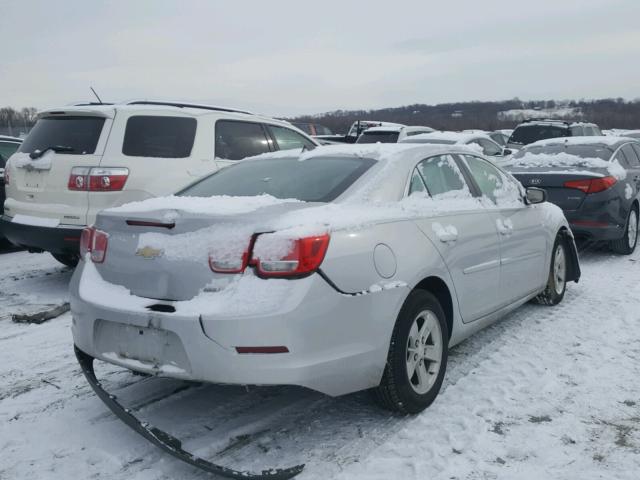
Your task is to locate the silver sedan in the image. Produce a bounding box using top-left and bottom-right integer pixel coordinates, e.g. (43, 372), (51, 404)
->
(71, 143), (580, 415)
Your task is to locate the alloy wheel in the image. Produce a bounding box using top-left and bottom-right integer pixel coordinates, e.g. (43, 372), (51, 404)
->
(406, 310), (443, 395)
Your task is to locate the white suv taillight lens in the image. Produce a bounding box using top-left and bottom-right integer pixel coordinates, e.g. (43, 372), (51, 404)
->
(68, 167), (129, 191)
(80, 226), (109, 263)
(254, 234), (330, 278)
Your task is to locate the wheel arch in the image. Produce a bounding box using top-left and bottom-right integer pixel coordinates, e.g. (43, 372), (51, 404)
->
(412, 276), (453, 341)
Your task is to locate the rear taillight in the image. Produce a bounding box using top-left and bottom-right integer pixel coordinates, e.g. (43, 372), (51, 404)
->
(80, 226), (109, 263)
(68, 167), (129, 191)
(209, 250), (250, 273)
(253, 234), (330, 278)
(563, 176), (617, 194)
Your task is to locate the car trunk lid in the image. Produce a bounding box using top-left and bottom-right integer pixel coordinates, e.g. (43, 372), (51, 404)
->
(92, 201), (321, 301)
(509, 166), (609, 211)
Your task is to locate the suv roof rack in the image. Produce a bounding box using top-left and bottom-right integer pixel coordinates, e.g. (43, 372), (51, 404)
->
(522, 118), (571, 125)
(126, 100), (252, 115)
(72, 102), (115, 106)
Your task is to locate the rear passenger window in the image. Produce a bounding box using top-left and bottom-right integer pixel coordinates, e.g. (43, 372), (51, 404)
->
(408, 169), (427, 195)
(269, 125), (316, 151)
(614, 149), (630, 168)
(621, 144), (640, 167)
(215, 120), (271, 160)
(123, 116), (196, 158)
(631, 144), (640, 164)
(415, 155), (469, 197)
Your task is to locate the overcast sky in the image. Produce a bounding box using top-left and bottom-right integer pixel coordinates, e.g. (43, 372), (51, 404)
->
(1, 0), (639, 117)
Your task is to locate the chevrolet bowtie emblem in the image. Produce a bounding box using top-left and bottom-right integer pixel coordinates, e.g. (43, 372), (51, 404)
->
(135, 246), (164, 259)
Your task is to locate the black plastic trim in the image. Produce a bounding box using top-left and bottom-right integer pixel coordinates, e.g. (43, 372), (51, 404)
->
(74, 346), (304, 480)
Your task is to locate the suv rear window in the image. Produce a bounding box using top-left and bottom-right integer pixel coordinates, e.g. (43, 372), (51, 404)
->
(356, 131), (400, 144)
(123, 116), (196, 158)
(19, 116), (105, 155)
(180, 156), (375, 202)
(508, 125), (570, 146)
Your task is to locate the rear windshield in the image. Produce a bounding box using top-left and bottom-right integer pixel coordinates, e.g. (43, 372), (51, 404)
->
(19, 116), (105, 155)
(123, 116), (196, 158)
(508, 125), (570, 146)
(356, 131), (400, 144)
(513, 144), (612, 161)
(293, 123), (313, 135)
(179, 156), (376, 202)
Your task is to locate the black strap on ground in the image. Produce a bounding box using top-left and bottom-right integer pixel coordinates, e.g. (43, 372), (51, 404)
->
(75, 346), (305, 479)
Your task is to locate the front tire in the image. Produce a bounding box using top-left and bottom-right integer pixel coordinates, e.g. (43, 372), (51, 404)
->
(374, 290), (448, 414)
(535, 234), (567, 305)
(610, 206), (638, 255)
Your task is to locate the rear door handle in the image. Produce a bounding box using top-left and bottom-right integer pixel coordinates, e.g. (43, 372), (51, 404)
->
(432, 223), (458, 244)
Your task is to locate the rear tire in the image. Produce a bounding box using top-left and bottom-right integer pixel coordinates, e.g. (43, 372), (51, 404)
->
(374, 290), (448, 414)
(52, 253), (79, 268)
(535, 234), (567, 306)
(610, 206), (638, 255)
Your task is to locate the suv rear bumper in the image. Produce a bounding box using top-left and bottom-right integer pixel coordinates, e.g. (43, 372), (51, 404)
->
(0, 215), (83, 254)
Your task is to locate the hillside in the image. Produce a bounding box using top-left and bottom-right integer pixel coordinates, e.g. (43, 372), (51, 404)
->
(289, 98), (640, 134)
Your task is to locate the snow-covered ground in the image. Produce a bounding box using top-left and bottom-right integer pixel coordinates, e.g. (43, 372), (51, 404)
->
(0, 244), (639, 479)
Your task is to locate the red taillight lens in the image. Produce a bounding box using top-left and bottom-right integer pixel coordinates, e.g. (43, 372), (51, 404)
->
(68, 167), (129, 191)
(80, 226), (94, 258)
(254, 234), (330, 277)
(80, 226), (108, 263)
(563, 176), (617, 194)
(91, 229), (109, 263)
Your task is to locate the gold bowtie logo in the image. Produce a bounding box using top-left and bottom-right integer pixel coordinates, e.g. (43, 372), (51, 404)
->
(135, 246), (164, 259)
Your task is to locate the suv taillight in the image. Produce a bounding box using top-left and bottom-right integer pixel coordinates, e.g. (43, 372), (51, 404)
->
(563, 176), (617, 194)
(69, 167), (129, 191)
(253, 234), (330, 278)
(80, 226), (109, 263)
(4, 166), (9, 186)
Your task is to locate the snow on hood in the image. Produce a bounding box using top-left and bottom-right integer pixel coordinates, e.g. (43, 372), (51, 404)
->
(504, 152), (627, 180)
(400, 131), (491, 144)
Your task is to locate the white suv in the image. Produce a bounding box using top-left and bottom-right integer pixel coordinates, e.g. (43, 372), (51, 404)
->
(1, 101), (318, 266)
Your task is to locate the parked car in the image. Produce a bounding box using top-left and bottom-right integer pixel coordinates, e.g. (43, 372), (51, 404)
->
(319, 120), (406, 144)
(291, 122), (333, 136)
(72, 142), (580, 428)
(615, 129), (640, 140)
(400, 131), (511, 161)
(0, 135), (22, 243)
(462, 129), (511, 147)
(505, 136), (640, 254)
(1, 101), (318, 266)
(356, 125), (435, 144)
(506, 119), (602, 150)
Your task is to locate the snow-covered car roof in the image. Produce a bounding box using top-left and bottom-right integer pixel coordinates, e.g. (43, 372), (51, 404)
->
(528, 136), (637, 149)
(364, 126), (403, 133)
(399, 131), (494, 144)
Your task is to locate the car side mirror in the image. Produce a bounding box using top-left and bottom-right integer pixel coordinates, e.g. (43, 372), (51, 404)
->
(525, 187), (546, 204)
(502, 148), (513, 156)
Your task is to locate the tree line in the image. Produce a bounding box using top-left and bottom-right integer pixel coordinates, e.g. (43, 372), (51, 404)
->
(0, 107), (38, 136)
(289, 98), (640, 134)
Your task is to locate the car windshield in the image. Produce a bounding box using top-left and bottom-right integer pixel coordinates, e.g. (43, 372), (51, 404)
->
(19, 116), (105, 155)
(356, 131), (400, 144)
(508, 125), (570, 146)
(513, 144), (612, 161)
(179, 156), (376, 202)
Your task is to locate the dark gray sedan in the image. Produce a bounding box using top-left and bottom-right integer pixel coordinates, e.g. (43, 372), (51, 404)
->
(505, 137), (640, 254)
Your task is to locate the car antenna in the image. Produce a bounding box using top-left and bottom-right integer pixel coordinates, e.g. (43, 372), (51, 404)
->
(90, 86), (103, 104)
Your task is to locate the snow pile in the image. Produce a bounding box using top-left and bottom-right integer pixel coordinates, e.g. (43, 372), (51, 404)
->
(505, 152), (627, 180)
(529, 136), (625, 148)
(10, 151), (55, 170)
(107, 194), (301, 216)
(625, 183), (633, 200)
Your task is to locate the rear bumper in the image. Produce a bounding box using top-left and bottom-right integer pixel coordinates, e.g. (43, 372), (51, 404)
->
(70, 261), (405, 397)
(564, 211), (625, 241)
(0, 214), (83, 254)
